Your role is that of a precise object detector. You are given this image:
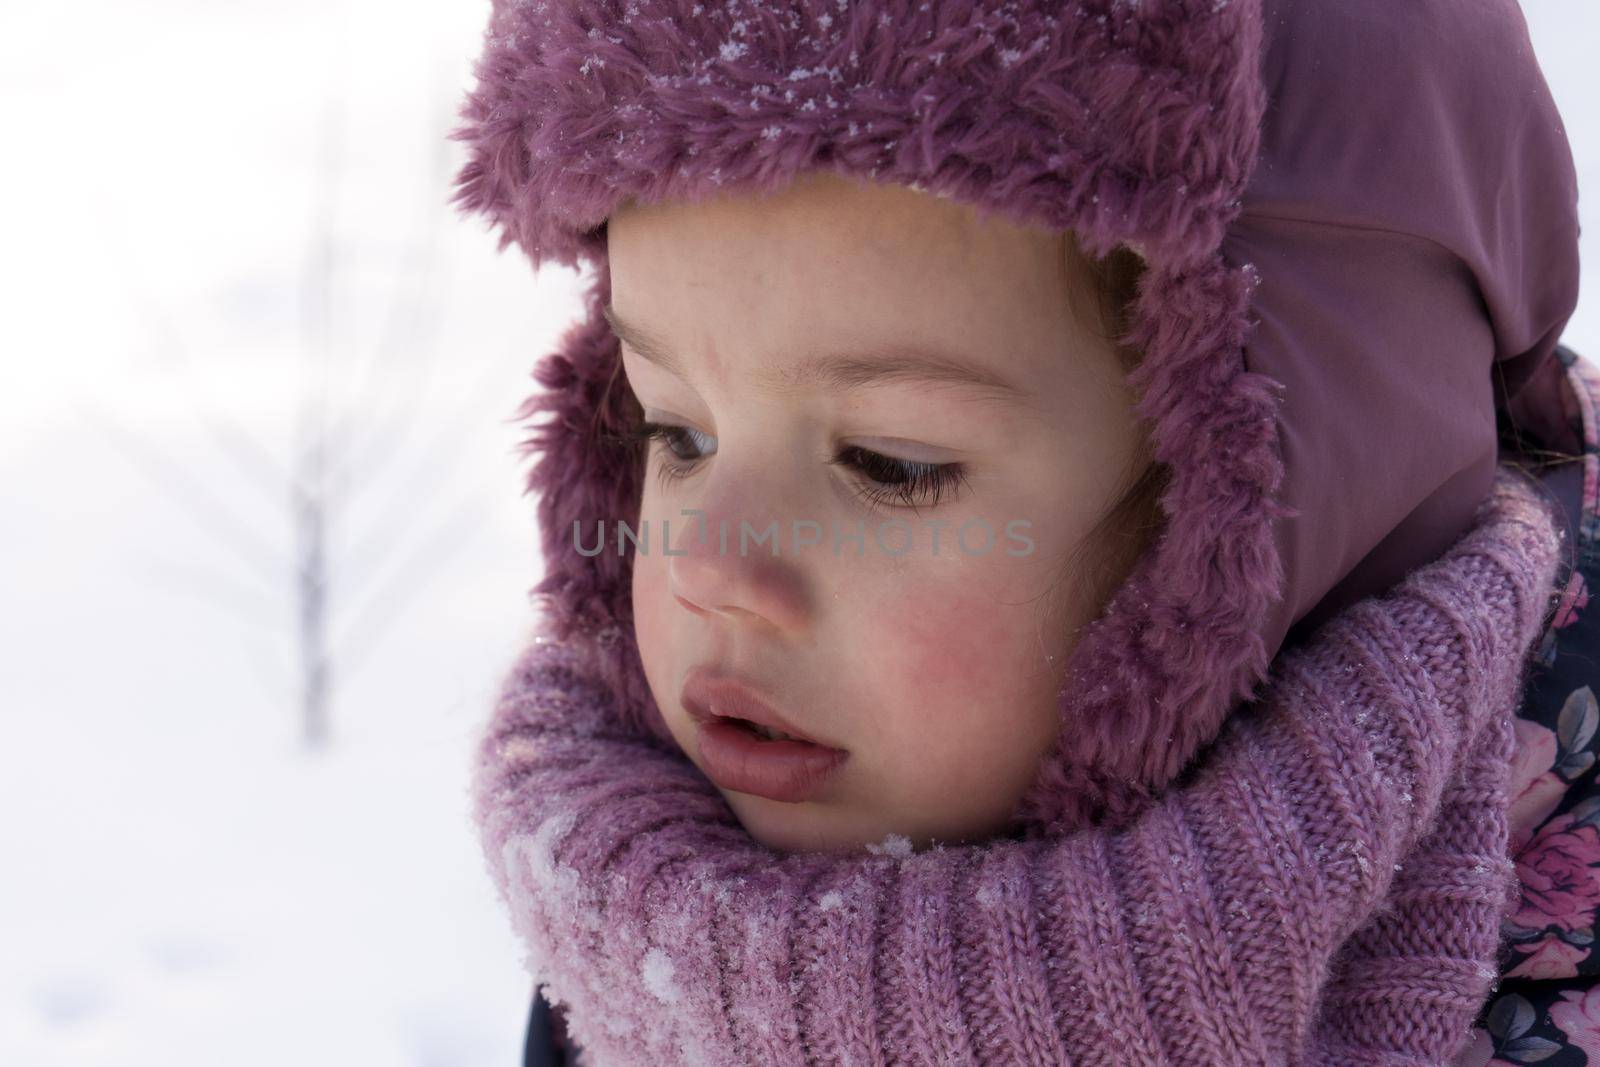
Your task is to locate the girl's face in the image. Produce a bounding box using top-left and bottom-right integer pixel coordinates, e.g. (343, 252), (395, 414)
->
(609, 171), (1145, 855)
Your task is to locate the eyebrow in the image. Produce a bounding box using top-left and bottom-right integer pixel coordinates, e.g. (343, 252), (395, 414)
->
(603, 302), (1032, 406)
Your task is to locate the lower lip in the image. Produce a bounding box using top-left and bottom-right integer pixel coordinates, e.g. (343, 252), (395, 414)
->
(692, 718), (849, 803)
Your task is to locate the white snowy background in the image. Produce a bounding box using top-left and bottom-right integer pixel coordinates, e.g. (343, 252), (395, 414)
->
(0, 2), (1595, 1065)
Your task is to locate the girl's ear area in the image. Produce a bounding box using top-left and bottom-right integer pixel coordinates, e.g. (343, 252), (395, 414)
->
(1060, 231), (1147, 364)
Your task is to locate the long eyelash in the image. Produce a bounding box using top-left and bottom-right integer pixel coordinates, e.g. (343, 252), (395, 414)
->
(618, 421), (967, 512)
(829, 445), (968, 514)
(618, 419), (703, 491)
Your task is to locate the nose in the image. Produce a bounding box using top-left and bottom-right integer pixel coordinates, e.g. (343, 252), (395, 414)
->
(666, 501), (810, 634)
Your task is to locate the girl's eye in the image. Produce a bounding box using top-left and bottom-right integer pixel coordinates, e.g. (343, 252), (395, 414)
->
(828, 445), (968, 514)
(617, 420), (966, 511)
(623, 419), (716, 491)
(636, 420), (715, 462)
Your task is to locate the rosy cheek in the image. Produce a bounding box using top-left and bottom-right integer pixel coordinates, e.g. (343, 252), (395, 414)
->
(857, 575), (1061, 818)
(870, 581), (1027, 706)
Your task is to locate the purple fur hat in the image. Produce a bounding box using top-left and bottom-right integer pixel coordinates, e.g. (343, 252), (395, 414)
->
(449, 0), (1580, 834)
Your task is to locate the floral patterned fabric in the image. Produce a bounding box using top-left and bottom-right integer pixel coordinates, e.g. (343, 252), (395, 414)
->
(1454, 343), (1600, 1067)
(522, 346), (1600, 1066)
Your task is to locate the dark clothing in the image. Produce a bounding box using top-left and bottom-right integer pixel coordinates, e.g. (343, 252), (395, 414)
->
(523, 983), (581, 1067)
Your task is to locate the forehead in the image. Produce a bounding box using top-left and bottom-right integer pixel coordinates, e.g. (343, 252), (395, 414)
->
(605, 301), (1034, 408)
(605, 174), (1109, 406)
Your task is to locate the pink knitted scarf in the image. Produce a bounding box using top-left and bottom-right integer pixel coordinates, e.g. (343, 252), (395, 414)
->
(472, 466), (1562, 1065)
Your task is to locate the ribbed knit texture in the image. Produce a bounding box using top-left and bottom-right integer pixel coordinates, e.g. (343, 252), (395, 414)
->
(470, 466), (1564, 1066)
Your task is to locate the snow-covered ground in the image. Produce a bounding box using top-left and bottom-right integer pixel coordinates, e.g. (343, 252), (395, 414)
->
(0, 2), (1595, 1065)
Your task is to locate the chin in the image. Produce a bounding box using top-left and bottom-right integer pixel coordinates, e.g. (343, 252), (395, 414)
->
(723, 792), (875, 856)
(723, 794), (957, 857)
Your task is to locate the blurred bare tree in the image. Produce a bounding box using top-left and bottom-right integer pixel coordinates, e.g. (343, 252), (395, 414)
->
(76, 52), (516, 751)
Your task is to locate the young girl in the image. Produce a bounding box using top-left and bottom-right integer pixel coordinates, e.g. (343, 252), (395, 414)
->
(449, 0), (1590, 1063)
